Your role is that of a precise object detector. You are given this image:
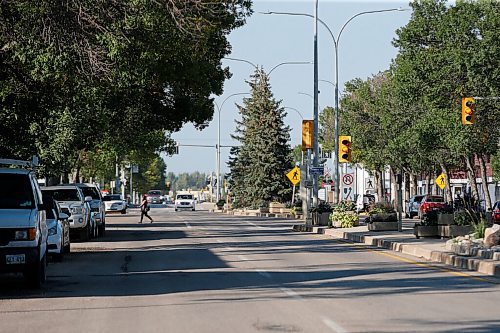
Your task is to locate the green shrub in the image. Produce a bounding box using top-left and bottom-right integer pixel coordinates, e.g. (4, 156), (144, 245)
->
(330, 211), (358, 228)
(368, 202), (395, 215)
(473, 219), (487, 239)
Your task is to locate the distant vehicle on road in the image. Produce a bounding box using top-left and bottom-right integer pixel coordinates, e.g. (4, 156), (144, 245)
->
(103, 194), (127, 214)
(418, 195), (445, 219)
(493, 201), (500, 224)
(146, 190), (163, 204)
(175, 194), (196, 211)
(406, 195), (424, 219)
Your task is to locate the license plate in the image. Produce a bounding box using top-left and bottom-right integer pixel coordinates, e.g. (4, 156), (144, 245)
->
(6, 254), (25, 265)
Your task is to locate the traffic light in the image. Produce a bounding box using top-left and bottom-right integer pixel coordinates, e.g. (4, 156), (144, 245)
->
(461, 97), (475, 125)
(338, 135), (352, 163)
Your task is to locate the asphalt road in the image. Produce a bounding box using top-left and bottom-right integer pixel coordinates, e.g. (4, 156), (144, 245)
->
(1, 207), (499, 333)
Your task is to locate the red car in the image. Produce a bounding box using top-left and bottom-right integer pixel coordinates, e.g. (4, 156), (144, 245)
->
(418, 195), (445, 219)
(493, 201), (500, 224)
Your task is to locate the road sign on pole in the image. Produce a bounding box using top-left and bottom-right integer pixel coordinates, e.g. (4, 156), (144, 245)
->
(436, 173), (446, 190)
(286, 167), (301, 186)
(310, 166), (324, 176)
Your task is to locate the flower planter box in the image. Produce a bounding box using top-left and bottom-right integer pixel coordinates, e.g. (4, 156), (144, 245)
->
(280, 208), (292, 214)
(318, 212), (330, 226)
(368, 221), (399, 231)
(438, 225), (473, 238)
(414, 225), (439, 239)
(437, 213), (454, 225)
(269, 203), (285, 214)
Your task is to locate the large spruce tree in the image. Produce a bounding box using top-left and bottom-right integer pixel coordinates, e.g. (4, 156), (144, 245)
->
(228, 69), (293, 208)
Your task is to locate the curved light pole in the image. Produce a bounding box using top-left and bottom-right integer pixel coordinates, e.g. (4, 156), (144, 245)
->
(283, 106), (304, 120)
(224, 57), (312, 76)
(214, 92), (250, 201)
(261, 7), (407, 203)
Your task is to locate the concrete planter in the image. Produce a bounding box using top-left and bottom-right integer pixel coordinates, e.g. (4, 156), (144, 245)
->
(269, 203), (285, 214)
(414, 225), (439, 239)
(368, 221), (399, 231)
(280, 208), (292, 214)
(438, 225), (473, 238)
(370, 212), (398, 222)
(437, 213), (454, 225)
(313, 212), (331, 226)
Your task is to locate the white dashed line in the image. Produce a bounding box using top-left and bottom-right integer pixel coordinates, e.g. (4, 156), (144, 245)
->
(248, 222), (264, 229)
(255, 269), (272, 279)
(279, 287), (302, 300)
(238, 255), (249, 261)
(322, 317), (348, 333)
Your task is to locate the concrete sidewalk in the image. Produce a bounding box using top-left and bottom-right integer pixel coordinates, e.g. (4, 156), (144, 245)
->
(295, 224), (500, 277)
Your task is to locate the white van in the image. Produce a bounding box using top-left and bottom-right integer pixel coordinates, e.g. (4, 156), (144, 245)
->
(0, 158), (48, 288)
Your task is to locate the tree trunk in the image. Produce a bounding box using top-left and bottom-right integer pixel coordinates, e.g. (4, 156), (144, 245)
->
(375, 169), (383, 203)
(390, 166), (397, 210)
(439, 162), (453, 204)
(465, 155), (479, 200)
(426, 172), (432, 195)
(478, 154), (492, 211)
(409, 171), (417, 197)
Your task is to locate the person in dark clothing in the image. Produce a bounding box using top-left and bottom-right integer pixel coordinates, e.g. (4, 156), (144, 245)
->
(139, 195), (153, 223)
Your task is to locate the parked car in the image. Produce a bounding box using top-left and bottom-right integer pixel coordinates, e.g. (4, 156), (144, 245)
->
(493, 201), (500, 224)
(174, 194), (196, 211)
(41, 185), (94, 241)
(406, 195), (424, 219)
(103, 194), (127, 214)
(418, 195), (446, 219)
(0, 158), (48, 288)
(42, 195), (70, 261)
(146, 190), (163, 204)
(72, 183), (106, 237)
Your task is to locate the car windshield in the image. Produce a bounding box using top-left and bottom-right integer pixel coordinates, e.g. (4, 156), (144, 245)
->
(103, 195), (122, 201)
(80, 186), (100, 200)
(177, 195), (193, 200)
(148, 191), (161, 195)
(0, 174), (35, 209)
(414, 196), (424, 202)
(427, 196), (444, 202)
(43, 189), (80, 201)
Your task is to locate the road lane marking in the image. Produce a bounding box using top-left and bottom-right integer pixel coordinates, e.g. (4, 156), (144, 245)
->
(279, 287), (302, 300)
(255, 269), (272, 279)
(322, 317), (348, 333)
(216, 239), (223, 243)
(184, 221), (192, 229)
(248, 222), (264, 229)
(238, 255), (249, 261)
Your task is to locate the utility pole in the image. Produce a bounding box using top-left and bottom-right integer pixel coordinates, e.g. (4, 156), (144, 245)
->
(312, 0), (319, 207)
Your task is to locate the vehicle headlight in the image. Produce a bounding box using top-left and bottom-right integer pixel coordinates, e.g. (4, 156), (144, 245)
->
(15, 229), (36, 240)
(71, 206), (83, 214)
(48, 226), (58, 236)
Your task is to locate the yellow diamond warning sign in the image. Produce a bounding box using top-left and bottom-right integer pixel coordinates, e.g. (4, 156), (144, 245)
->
(435, 173), (446, 190)
(286, 166), (300, 185)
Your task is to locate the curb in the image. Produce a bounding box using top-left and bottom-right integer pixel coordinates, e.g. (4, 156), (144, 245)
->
(294, 224), (500, 277)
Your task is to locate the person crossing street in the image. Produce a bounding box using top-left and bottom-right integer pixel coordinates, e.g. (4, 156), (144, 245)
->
(139, 195), (154, 223)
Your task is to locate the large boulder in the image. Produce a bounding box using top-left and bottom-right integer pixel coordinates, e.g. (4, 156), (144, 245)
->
(484, 224), (500, 248)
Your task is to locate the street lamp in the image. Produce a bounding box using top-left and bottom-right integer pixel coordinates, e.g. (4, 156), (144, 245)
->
(224, 57), (312, 76)
(261, 7), (407, 203)
(283, 106), (304, 120)
(214, 92), (249, 202)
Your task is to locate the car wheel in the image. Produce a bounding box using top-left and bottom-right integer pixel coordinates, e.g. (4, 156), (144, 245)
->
(192, 208), (195, 211)
(98, 223), (106, 237)
(25, 253), (46, 288)
(175, 208), (178, 212)
(80, 223), (90, 242)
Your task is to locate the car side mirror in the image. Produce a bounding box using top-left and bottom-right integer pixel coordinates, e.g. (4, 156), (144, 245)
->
(58, 212), (69, 220)
(84, 196), (93, 202)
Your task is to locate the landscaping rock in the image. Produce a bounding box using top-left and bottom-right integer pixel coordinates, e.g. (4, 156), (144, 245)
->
(484, 224), (500, 248)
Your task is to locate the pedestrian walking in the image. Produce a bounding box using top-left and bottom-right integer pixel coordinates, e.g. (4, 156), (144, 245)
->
(139, 195), (153, 223)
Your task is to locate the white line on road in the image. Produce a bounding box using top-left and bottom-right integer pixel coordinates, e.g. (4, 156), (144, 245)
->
(248, 222), (264, 229)
(279, 287), (302, 301)
(238, 255), (249, 261)
(255, 269), (272, 279)
(216, 239), (223, 243)
(322, 317), (348, 333)
(184, 221), (192, 229)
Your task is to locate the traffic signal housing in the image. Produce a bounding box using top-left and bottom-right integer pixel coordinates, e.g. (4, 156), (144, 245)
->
(338, 135), (352, 163)
(461, 97), (475, 125)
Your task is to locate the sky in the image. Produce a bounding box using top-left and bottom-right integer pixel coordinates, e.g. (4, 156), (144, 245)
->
(164, 0), (413, 175)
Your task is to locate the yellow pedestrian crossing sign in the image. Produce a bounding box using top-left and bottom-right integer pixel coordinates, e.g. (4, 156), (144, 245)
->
(436, 173), (446, 190)
(286, 167), (300, 185)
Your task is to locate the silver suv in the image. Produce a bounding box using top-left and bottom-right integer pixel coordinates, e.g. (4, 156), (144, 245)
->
(42, 186), (93, 241)
(0, 158), (48, 288)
